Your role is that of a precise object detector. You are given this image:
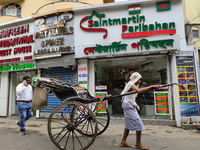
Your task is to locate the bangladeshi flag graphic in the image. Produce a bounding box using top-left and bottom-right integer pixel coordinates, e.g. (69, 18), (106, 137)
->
(157, 1), (171, 11)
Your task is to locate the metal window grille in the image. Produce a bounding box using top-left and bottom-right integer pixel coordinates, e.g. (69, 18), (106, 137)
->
(192, 30), (199, 38)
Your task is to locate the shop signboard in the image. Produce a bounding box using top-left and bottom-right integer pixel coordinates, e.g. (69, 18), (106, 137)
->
(176, 51), (200, 116)
(154, 91), (170, 115)
(95, 92), (108, 114)
(96, 100), (108, 114)
(78, 59), (88, 89)
(95, 85), (107, 90)
(81, 37), (178, 57)
(0, 62), (35, 71)
(74, 1), (183, 58)
(0, 22), (35, 67)
(34, 12), (74, 58)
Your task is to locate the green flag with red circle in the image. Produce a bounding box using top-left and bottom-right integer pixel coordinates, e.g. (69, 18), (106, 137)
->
(157, 1), (171, 11)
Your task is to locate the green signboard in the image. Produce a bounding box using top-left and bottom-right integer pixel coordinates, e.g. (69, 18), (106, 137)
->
(0, 63), (35, 71)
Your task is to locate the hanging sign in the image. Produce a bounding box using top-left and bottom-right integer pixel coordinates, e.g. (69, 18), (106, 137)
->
(95, 92), (108, 114)
(96, 100), (108, 114)
(154, 91), (170, 115)
(95, 85), (107, 90)
(78, 59), (88, 89)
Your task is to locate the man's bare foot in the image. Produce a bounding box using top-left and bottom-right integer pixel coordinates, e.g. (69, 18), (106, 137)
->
(120, 142), (133, 148)
(135, 144), (149, 150)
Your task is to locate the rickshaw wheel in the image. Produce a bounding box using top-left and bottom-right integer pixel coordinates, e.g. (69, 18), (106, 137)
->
(48, 101), (97, 150)
(63, 97), (110, 136)
(88, 101), (110, 136)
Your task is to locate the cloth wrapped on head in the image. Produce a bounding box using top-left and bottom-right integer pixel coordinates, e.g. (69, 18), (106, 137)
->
(121, 72), (142, 110)
(121, 72), (142, 95)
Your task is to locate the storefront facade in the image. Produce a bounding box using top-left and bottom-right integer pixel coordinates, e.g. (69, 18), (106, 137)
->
(0, 17), (37, 116)
(33, 11), (77, 117)
(73, 0), (200, 126)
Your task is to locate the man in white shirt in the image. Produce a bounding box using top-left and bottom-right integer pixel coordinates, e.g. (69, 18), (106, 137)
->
(16, 75), (33, 135)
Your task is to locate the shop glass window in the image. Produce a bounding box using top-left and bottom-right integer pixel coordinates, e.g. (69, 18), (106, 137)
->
(192, 30), (199, 38)
(1, 3), (21, 17)
(95, 56), (170, 119)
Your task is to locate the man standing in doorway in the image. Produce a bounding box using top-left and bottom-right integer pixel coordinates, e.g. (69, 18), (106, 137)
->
(16, 75), (33, 135)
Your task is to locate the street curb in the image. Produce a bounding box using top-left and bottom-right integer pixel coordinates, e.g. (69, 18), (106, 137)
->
(109, 117), (176, 126)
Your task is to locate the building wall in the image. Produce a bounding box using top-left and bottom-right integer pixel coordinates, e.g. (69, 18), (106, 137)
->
(0, 0), (114, 117)
(183, 0), (200, 48)
(73, 0), (186, 126)
(0, 0), (113, 24)
(0, 72), (9, 116)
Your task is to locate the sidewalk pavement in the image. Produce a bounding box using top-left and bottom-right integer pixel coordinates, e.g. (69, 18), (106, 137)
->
(0, 116), (199, 150)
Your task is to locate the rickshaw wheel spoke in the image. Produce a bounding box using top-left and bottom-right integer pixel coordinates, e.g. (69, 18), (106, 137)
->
(90, 101), (110, 136)
(48, 100), (97, 150)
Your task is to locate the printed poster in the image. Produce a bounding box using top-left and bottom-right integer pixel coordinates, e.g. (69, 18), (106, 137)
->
(154, 91), (170, 115)
(95, 92), (108, 114)
(176, 51), (199, 116)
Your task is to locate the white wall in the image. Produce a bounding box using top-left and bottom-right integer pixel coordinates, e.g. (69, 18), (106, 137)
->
(0, 72), (9, 116)
(88, 60), (95, 97)
(9, 72), (17, 116)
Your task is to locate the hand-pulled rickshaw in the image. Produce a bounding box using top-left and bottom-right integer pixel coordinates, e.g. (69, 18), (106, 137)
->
(31, 77), (177, 150)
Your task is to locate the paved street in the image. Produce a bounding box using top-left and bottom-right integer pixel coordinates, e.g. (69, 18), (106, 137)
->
(0, 116), (199, 150)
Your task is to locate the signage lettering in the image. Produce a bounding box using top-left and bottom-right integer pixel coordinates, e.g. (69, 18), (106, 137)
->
(122, 22), (175, 33)
(34, 27), (74, 39)
(84, 41), (127, 55)
(0, 24), (29, 39)
(131, 39), (174, 50)
(88, 15), (145, 27)
(156, 108), (169, 111)
(40, 38), (64, 47)
(78, 67), (87, 71)
(0, 63), (34, 71)
(95, 85), (107, 90)
(11, 63), (34, 70)
(0, 35), (34, 48)
(80, 11), (176, 38)
(0, 49), (12, 56)
(78, 81), (87, 84)
(156, 105), (169, 108)
(14, 45), (32, 55)
(156, 99), (168, 102)
(79, 74), (88, 77)
(83, 38), (174, 55)
(0, 65), (10, 71)
(34, 46), (73, 55)
(24, 56), (32, 60)
(156, 111), (169, 113)
(0, 57), (20, 63)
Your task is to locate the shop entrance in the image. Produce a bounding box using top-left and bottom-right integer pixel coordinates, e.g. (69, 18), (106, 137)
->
(40, 67), (76, 117)
(10, 71), (37, 115)
(95, 55), (171, 119)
